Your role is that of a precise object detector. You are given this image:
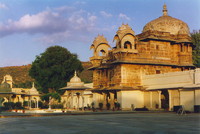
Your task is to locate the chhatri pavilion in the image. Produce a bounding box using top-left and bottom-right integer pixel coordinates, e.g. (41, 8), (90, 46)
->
(89, 4), (200, 111)
(61, 71), (93, 109)
(0, 75), (40, 108)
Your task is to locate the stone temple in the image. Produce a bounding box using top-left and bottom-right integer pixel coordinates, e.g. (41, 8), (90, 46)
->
(89, 4), (200, 111)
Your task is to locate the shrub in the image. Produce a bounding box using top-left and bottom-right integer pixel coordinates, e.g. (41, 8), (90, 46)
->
(51, 104), (63, 109)
(15, 102), (23, 109)
(3, 102), (15, 110)
(116, 103), (120, 110)
(23, 101), (29, 107)
(106, 103), (110, 110)
(99, 103), (103, 110)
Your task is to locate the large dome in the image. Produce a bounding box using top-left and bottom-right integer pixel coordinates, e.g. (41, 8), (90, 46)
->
(142, 4), (190, 35)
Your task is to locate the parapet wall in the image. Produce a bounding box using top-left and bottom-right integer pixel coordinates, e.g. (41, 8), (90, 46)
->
(142, 68), (200, 90)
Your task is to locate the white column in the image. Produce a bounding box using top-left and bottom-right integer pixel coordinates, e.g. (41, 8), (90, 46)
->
(168, 90), (172, 111)
(77, 95), (80, 110)
(81, 91), (84, 110)
(179, 89), (181, 105)
(36, 98), (39, 108)
(150, 92), (152, 109)
(70, 91), (74, 109)
(158, 91), (161, 109)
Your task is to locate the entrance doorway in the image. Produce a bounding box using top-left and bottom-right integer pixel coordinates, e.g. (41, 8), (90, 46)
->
(161, 90), (169, 109)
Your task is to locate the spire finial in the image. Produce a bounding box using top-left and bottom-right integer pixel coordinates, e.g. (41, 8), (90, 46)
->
(163, 3), (168, 16)
(32, 82), (35, 88)
(74, 71), (77, 76)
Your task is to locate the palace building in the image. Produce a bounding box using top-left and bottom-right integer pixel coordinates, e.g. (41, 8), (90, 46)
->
(89, 4), (200, 111)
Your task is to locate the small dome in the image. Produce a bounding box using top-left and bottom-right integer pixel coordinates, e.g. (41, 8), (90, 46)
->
(29, 82), (39, 95)
(142, 4), (190, 35)
(118, 24), (133, 31)
(70, 71), (81, 83)
(91, 35), (109, 50)
(114, 24), (135, 41)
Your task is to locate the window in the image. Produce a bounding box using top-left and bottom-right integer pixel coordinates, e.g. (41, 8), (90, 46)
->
(124, 41), (132, 49)
(156, 45), (159, 50)
(100, 49), (106, 56)
(156, 70), (161, 74)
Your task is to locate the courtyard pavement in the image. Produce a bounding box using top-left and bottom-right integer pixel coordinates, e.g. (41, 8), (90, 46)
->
(0, 111), (199, 134)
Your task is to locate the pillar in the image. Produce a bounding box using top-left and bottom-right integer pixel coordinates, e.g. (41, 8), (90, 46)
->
(81, 92), (84, 110)
(77, 95), (80, 110)
(158, 91), (161, 109)
(150, 92), (153, 109)
(70, 91), (74, 109)
(36, 98), (39, 108)
(29, 96), (32, 109)
(168, 90), (172, 111)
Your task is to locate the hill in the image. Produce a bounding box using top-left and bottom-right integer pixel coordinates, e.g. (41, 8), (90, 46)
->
(0, 62), (93, 88)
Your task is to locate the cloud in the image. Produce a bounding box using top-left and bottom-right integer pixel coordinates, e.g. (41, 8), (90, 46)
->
(119, 13), (131, 20)
(0, 3), (8, 9)
(100, 11), (112, 18)
(74, 1), (86, 5)
(0, 6), (98, 45)
(37, 31), (71, 44)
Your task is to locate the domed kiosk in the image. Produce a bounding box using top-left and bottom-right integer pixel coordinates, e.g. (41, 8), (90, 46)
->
(61, 71), (92, 110)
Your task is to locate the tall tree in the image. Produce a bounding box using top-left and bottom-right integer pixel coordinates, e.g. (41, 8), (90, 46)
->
(29, 46), (83, 93)
(191, 30), (200, 67)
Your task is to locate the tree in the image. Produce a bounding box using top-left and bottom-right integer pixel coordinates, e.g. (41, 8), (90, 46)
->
(29, 46), (83, 93)
(41, 93), (61, 103)
(191, 30), (200, 67)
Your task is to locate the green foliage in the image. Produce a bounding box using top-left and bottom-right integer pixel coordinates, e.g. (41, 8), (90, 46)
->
(14, 81), (32, 88)
(51, 104), (63, 109)
(191, 30), (200, 67)
(23, 101), (28, 107)
(3, 102), (23, 110)
(3, 102), (15, 110)
(29, 46), (83, 93)
(41, 92), (61, 102)
(99, 102), (103, 110)
(15, 102), (23, 109)
(106, 103), (110, 110)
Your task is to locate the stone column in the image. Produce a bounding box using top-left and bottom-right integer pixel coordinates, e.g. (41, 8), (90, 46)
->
(70, 91), (74, 109)
(77, 94), (80, 110)
(81, 91), (84, 110)
(158, 91), (161, 109)
(150, 92), (153, 109)
(168, 90), (172, 111)
(36, 98), (39, 108)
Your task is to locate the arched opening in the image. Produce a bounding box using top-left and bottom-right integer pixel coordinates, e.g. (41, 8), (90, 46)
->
(99, 49), (106, 56)
(124, 41), (132, 49)
(161, 90), (169, 110)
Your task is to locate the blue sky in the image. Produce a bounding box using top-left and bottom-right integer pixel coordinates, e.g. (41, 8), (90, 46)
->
(0, 0), (199, 67)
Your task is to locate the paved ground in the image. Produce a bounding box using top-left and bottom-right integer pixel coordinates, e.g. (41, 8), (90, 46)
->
(0, 113), (199, 134)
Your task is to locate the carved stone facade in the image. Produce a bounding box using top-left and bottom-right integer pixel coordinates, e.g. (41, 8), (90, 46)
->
(89, 4), (197, 111)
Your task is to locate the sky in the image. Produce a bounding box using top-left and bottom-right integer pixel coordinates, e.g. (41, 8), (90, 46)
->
(0, 0), (199, 67)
